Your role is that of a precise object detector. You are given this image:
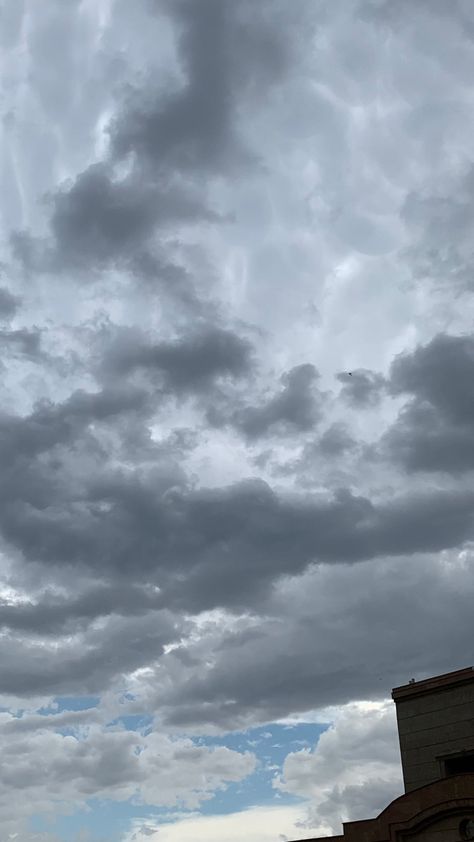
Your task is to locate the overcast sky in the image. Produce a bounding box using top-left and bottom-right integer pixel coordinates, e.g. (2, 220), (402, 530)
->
(0, 0), (474, 839)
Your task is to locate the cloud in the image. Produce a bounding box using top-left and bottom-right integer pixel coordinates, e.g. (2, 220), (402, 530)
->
(317, 423), (358, 457)
(0, 287), (20, 319)
(148, 549), (474, 730)
(9, 0), (311, 299)
(224, 364), (324, 440)
(0, 609), (183, 696)
(110, 0), (293, 176)
(381, 332), (474, 473)
(388, 332), (474, 421)
(1, 461), (474, 636)
(0, 715), (256, 831)
(275, 701), (403, 832)
(0, 583), (165, 636)
(2, 0), (474, 837)
(11, 163), (216, 279)
(0, 328), (42, 360)
(124, 804), (310, 842)
(100, 325), (254, 393)
(0, 384), (151, 467)
(337, 369), (386, 407)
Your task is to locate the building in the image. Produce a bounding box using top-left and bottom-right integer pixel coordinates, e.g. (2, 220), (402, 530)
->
(291, 666), (474, 842)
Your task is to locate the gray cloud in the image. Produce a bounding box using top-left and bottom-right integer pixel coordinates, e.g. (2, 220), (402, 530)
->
(153, 551), (474, 729)
(389, 332), (474, 420)
(400, 165), (474, 294)
(381, 333), (474, 473)
(110, 0), (292, 175)
(0, 385), (151, 468)
(50, 163), (216, 267)
(9, 0), (308, 302)
(101, 325), (254, 393)
(0, 286), (20, 319)
(2, 0), (474, 833)
(0, 583), (165, 636)
(1, 461), (474, 629)
(317, 423), (358, 457)
(0, 609), (182, 696)
(12, 162), (216, 279)
(0, 328), (42, 360)
(337, 369), (386, 407)
(209, 364), (324, 439)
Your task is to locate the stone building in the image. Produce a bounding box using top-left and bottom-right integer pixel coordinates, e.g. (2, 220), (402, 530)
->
(292, 666), (474, 842)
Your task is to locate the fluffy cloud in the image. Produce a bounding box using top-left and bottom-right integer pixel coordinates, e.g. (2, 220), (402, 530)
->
(124, 805), (312, 842)
(0, 712), (256, 836)
(275, 701), (403, 833)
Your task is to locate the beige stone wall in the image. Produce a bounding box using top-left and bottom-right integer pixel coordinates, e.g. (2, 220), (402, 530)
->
(396, 683), (474, 792)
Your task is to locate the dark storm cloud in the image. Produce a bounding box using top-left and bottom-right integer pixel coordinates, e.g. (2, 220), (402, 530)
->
(0, 328), (42, 359)
(127, 250), (205, 314)
(110, 0), (292, 175)
(0, 287), (20, 319)
(9, 0), (305, 284)
(156, 482), (474, 612)
(101, 325), (253, 392)
(0, 609), (181, 696)
(317, 422), (358, 457)
(0, 584), (163, 636)
(2, 460), (474, 625)
(337, 369), (386, 407)
(158, 551), (474, 729)
(389, 332), (474, 420)
(12, 163), (215, 276)
(7, 0), (311, 329)
(50, 163), (216, 267)
(209, 364), (324, 439)
(0, 385), (150, 473)
(381, 333), (474, 473)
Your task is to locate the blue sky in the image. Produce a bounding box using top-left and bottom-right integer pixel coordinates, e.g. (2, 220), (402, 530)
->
(0, 0), (473, 839)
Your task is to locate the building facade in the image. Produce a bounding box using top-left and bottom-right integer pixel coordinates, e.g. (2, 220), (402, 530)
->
(292, 666), (474, 842)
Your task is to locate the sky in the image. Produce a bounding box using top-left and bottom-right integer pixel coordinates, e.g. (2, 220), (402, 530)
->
(0, 0), (473, 839)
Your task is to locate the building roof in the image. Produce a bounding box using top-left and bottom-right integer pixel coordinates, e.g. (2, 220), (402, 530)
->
(392, 666), (474, 702)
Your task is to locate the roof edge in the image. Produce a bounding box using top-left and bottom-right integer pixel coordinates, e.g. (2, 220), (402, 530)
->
(392, 666), (474, 701)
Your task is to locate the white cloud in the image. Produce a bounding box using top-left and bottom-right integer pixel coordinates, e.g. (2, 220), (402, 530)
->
(0, 716), (256, 834)
(275, 701), (404, 833)
(123, 804), (324, 842)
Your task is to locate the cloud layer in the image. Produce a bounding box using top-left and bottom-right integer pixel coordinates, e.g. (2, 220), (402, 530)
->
(1, 0), (474, 839)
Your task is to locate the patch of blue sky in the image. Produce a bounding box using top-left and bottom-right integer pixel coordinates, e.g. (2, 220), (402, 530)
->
(190, 721), (330, 817)
(30, 796), (226, 842)
(105, 713), (154, 734)
(29, 799), (149, 842)
(37, 695), (101, 715)
(194, 721), (329, 766)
